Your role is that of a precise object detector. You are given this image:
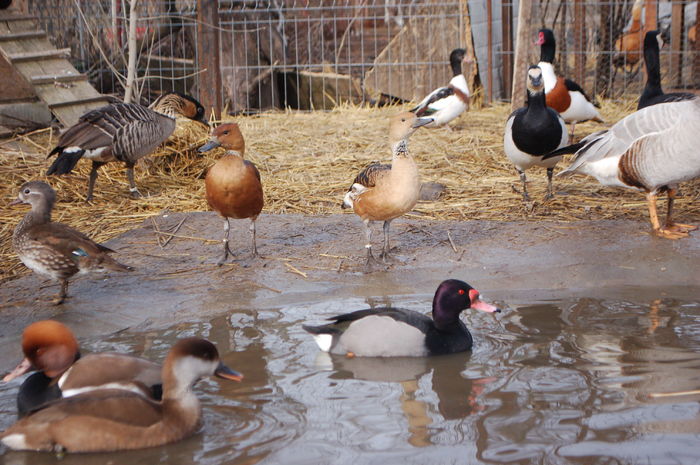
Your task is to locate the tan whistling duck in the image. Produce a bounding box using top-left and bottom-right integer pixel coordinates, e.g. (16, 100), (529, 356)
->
(536, 28), (603, 137)
(342, 112), (433, 266)
(0, 337), (242, 452)
(47, 92), (208, 201)
(199, 123), (264, 265)
(11, 181), (133, 305)
(3, 320), (162, 418)
(504, 66), (569, 202)
(543, 97), (700, 239)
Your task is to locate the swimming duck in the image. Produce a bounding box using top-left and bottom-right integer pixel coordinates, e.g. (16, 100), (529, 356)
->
(3, 320), (162, 418)
(47, 92), (208, 201)
(536, 28), (603, 136)
(0, 337), (242, 452)
(303, 279), (500, 357)
(198, 123), (264, 264)
(638, 31), (696, 110)
(543, 97), (700, 239)
(504, 66), (569, 201)
(410, 48), (471, 128)
(342, 112), (433, 266)
(10, 181), (133, 305)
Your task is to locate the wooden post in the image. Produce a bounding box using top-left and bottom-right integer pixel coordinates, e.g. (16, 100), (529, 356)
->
(695, 0), (700, 87)
(644, 0), (657, 31)
(486, 0), (493, 103)
(573, 0), (586, 86)
(501, 0), (513, 100)
(196, 0), (222, 120)
(671, 1), (684, 87)
(511, 0), (532, 111)
(460, 0), (481, 108)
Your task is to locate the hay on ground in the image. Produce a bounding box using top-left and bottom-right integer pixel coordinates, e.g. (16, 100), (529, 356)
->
(1, 98), (698, 282)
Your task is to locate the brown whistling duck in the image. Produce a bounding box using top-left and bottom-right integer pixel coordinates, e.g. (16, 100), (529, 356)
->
(47, 92), (208, 201)
(504, 66), (569, 202)
(0, 337), (242, 452)
(543, 97), (700, 239)
(198, 123), (264, 265)
(11, 181), (133, 305)
(3, 320), (162, 418)
(342, 111), (433, 266)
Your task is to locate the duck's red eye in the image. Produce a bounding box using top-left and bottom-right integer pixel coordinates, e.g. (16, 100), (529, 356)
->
(458, 289), (465, 295)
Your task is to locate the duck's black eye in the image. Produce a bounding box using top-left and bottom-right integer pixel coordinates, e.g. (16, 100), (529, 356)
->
(223, 131), (229, 135)
(23, 188), (30, 194)
(401, 118), (406, 122)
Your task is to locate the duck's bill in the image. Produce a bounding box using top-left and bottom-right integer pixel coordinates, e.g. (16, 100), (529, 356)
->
(9, 198), (23, 206)
(3, 358), (32, 382)
(472, 299), (501, 314)
(198, 140), (221, 153)
(215, 362), (243, 382)
(412, 117), (434, 128)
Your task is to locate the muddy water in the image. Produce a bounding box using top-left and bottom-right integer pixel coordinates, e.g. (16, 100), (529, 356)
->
(1, 291), (700, 464)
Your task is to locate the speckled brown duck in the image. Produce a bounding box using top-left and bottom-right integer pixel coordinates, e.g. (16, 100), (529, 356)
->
(46, 92), (208, 201)
(11, 181), (133, 304)
(198, 123), (264, 265)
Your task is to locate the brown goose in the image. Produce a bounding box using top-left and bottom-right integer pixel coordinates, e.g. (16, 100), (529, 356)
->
(543, 98), (700, 239)
(47, 92), (208, 201)
(198, 123), (264, 264)
(342, 112), (433, 266)
(10, 181), (133, 304)
(0, 338), (242, 452)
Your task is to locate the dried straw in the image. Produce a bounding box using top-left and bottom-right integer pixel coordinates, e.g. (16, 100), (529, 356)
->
(2, 98), (699, 282)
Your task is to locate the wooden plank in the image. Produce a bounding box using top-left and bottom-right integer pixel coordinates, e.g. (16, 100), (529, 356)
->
(0, 30), (45, 41)
(31, 73), (87, 85)
(48, 95), (111, 109)
(0, 14), (38, 22)
(196, 0), (222, 119)
(501, 0), (513, 100)
(573, 0), (586, 85)
(511, 0), (532, 111)
(7, 48), (71, 62)
(670, 1), (684, 87)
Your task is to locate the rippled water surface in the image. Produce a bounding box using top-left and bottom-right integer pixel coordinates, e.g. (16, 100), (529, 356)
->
(2, 291), (700, 464)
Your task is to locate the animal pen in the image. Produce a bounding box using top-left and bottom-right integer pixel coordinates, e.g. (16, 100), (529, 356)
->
(11, 0), (700, 119)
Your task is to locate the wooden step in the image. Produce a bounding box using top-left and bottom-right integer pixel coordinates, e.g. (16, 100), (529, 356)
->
(7, 48), (71, 63)
(0, 30), (46, 41)
(31, 73), (88, 85)
(0, 14), (39, 22)
(48, 95), (111, 109)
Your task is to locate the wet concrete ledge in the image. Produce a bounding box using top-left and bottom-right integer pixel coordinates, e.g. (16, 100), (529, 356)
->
(1, 212), (699, 368)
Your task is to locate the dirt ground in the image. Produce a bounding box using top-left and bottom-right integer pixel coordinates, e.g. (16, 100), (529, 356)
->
(1, 211), (698, 372)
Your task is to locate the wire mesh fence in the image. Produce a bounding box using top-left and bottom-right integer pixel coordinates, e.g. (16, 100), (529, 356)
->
(26, 0), (700, 113)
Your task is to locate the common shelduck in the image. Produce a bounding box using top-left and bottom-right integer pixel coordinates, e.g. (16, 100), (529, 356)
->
(536, 28), (603, 136)
(410, 48), (471, 128)
(504, 66), (569, 201)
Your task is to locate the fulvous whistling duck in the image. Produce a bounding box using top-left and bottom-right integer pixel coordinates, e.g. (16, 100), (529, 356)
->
(198, 123), (264, 264)
(342, 112), (433, 266)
